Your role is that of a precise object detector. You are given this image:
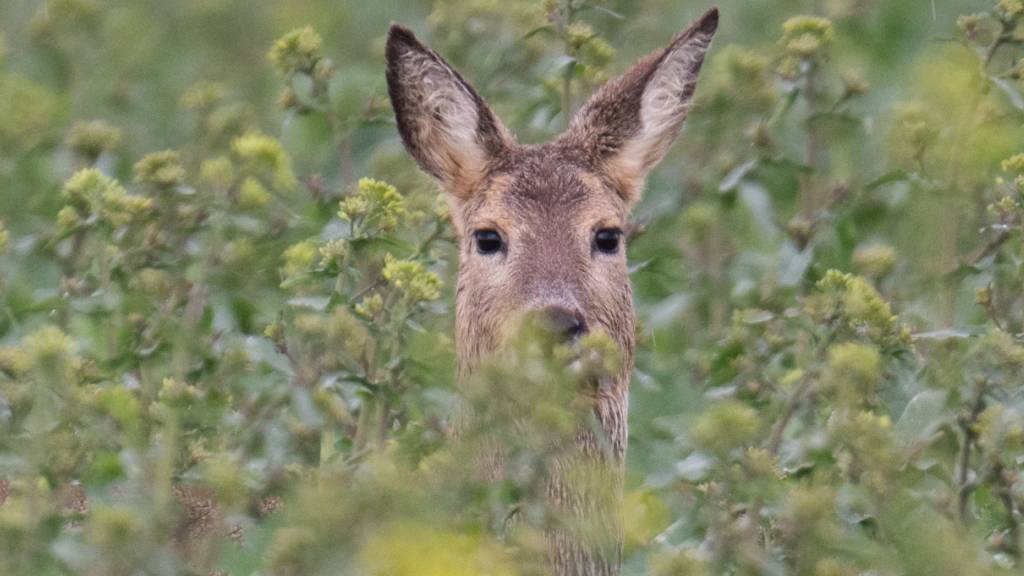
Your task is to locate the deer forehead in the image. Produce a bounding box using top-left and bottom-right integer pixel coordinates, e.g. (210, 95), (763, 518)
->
(459, 150), (628, 237)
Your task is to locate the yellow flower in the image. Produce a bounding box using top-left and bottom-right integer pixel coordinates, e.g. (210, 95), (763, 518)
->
(201, 457), (246, 507)
(157, 377), (199, 405)
(238, 177), (271, 208)
(690, 400), (761, 453)
(87, 506), (142, 548)
(0, 70), (62, 152)
(266, 527), (318, 573)
(680, 201), (717, 237)
(179, 81), (226, 110)
(360, 521), (516, 576)
(825, 342), (882, 405)
(92, 386), (141, 433)
(888, 101), (938, 165)
(574, 330), (623, 381)
(1001, 152), (1024, 174)
(328, 308), (371, 361)
(268, 26), (323, 75)
(975, 286), (992, 307)
(318, 238), (348, 267)
(783, 15), (835, 42)
(0, 346), (30, 377)
(998, 0), (1023, 19)
(382, 253), (442, 303)
(354, 293), (384, 318)
(136, 268), (173, 300)
(66, 120), (121, 160)
(957, 13), (989, 39)
(981, 328), (1024, 367)
(809, 270), (907, 347)
(853, 244), (897, 278)
(56, 206), (79, 233)
(339, 178), (407, 234)
(649, 550), (711, 576)
(199, 156), (234, 190)
(842, 70), (869, 95)
(787, 33), (823, 55)
(433, 194), (450, 220)
(63, 168), (112, 205)
(781, 15), (834, 57)
(623, 489), (670, 545)
(232, 132), (297, 191)
(24, 325), (80, 384)
(101, 183), (153, 227)
(133, 150), (185, 187)
(282, 241), (317, 277)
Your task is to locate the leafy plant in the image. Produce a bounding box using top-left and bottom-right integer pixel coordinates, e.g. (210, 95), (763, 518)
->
(0, 1), (1022, 575)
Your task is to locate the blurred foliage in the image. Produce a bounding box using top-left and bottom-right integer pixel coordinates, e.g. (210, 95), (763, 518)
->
(1, 0), (1024, 574)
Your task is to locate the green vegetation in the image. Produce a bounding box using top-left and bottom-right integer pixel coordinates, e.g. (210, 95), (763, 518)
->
(1, 0), (1023, 574)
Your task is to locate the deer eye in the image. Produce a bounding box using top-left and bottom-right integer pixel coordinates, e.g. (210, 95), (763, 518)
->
(593, 228), (622, 254)
(473, 229), (504, 255)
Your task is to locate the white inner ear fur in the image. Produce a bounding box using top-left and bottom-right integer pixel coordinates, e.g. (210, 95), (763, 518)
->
(614, 33), (712, 198)
(399, 49), (489, 196)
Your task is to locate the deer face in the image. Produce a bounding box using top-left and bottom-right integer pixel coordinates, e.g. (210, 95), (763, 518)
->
(449, 147), (635, 377)
(386, 9), (718, 380)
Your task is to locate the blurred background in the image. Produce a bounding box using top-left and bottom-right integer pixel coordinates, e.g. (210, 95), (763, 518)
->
(1, 0), (1023, 574)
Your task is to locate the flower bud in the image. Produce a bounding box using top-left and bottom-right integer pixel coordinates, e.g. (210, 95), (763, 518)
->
(232, 132), (297, 191)
(67, 120), (122, 161)
(268, 26), (323, 76)
(133, 150), (185, 188)
(382, 253), (442, 303)
(853, 244), (896, 278)
(690, 400), (761, 454)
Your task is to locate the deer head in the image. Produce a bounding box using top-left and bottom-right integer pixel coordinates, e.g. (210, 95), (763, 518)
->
(386, 8), (718, 403)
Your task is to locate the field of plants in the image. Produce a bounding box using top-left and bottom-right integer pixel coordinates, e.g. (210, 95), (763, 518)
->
(1, 0), (1023, 574)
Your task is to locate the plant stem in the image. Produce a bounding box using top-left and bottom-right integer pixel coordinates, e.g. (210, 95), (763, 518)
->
(375, 398), (390, 449)
(353, 397), (373, 451)
(992, 459), (1021, 557)
(98, 243), (118, 361)
(801, 62), (822, 222)
(768, 378), (812, 454)
(957, 380), (987, 521)
(320, 424), (336, 464)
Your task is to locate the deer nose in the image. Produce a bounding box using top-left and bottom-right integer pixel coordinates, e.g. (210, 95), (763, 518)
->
(532, 306), (588, 342)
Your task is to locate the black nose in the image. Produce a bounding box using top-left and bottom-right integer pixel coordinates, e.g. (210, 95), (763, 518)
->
(532, 306), (588, 342)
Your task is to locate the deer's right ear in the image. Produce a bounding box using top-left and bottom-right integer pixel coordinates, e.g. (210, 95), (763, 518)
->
(386, 25), (514, 199)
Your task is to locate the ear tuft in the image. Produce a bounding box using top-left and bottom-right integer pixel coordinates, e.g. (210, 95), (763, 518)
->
(385, 24), (513, 199)
(386, 23), (419, 51)
(693, 7), (719, 36)
(561, 9), (719, 204)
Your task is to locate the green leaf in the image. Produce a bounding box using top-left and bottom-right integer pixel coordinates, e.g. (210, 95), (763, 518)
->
(894, 389), (949, 446)
(992, 77), (1024, 113)
(522, 24), (555, 39)
(864, 170), (909, 192)
(719, 159), (758, 193)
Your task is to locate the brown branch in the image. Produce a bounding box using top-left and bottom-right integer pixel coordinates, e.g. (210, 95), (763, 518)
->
(962, 228), (1013, 269)
(957, 380), (988, 521)
(991, 459), (1021, 558)
(767, 378), (812, 454)
(984, 18), (1015, 68)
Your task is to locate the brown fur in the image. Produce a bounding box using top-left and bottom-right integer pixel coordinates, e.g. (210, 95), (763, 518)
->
(387, 9), (718, 576)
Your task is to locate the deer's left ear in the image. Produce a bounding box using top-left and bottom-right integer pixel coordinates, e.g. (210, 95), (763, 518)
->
(563, 8), (718, 204)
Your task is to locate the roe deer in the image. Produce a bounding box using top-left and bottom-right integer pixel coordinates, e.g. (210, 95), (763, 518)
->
(386, 8), (718, 575)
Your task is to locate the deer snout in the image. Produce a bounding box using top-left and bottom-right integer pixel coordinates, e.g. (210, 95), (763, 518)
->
(530, 306), (588, 342)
